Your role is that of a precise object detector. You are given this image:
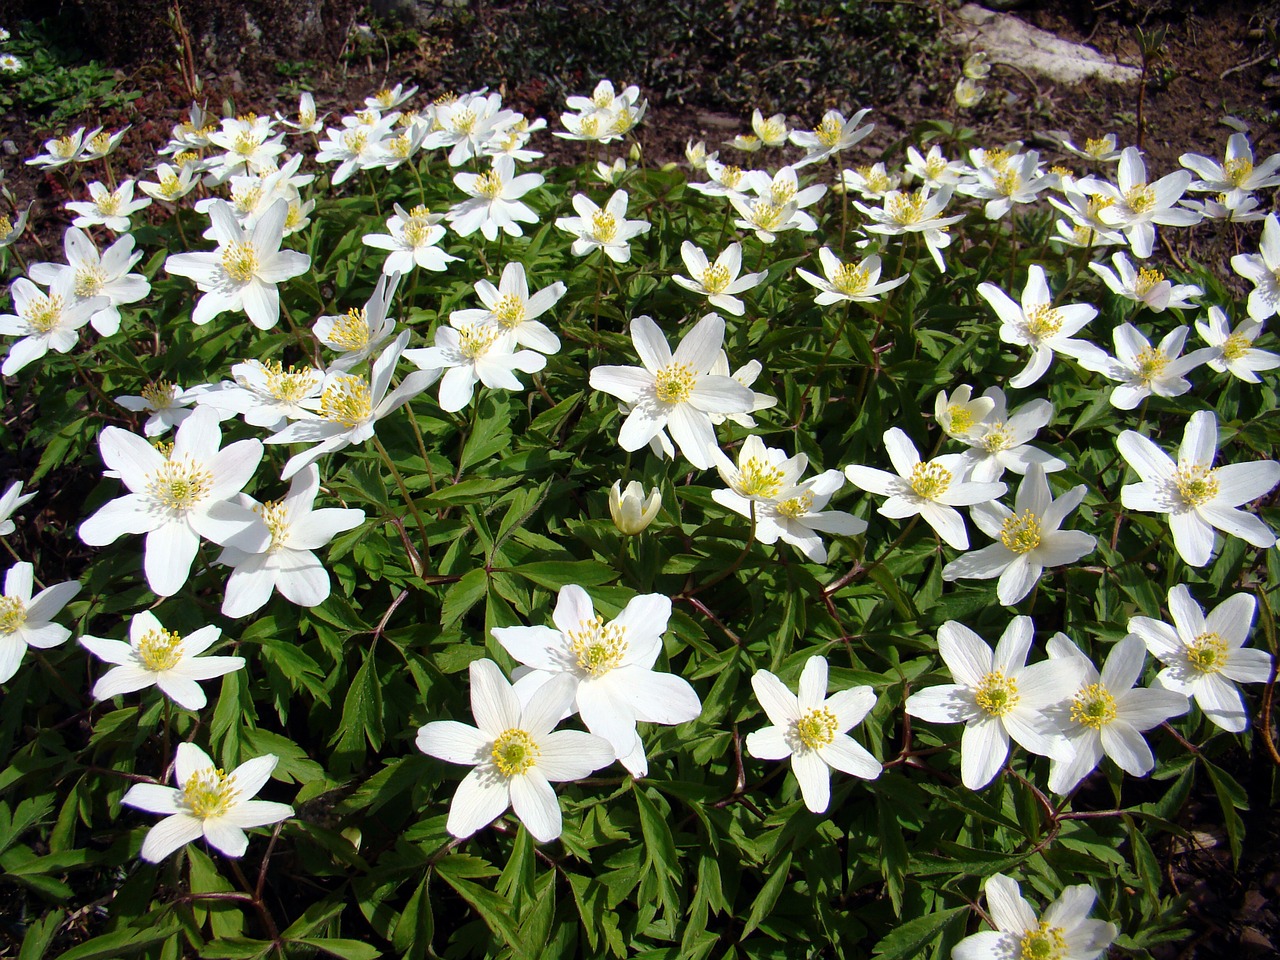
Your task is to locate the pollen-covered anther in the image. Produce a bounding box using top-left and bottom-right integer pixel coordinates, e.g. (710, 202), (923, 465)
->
(492, 293), (525, 328)
(1186, 631), (1228, 674)
(738, 457), (786, 498)
(182, 768), (239, 819)
(833, 263), (870, 296)
(319, 376), (373, 427)
(1135, 267), (1165, 297)
(147, 457), (214, 512)
(74, 264), (109, 297)
(24, 294), (63, 334)
(999, 510), (1043, 554)
(1069, 683), (1118, 729)
(701, 263), (732, 294)
(221, 242), (259, 284)
(458, 324), (499, 359)
(814, 116), (843, 148)
(137, 629), (185, 671)
(1024, 304), (1063, 340)
(590, 209), (618, 242)
(1220, 332), (1250, 361)
(1133, 346), (1170, 383)
(475, 171), (503, 199)
(793, 707), (838, 750)
(1018, 921), (1068, 960)
(490, 728), (540, 776)
(264, 361), (318, 403)
(1224, 157), (1253, 187)
(568, 615), (629, 676)
(909, 462), (952, 500)
(330, 308), (370, 352)
(0, 596), (27, 634)
(776, 491), (815, 518)
(974, 669), (1020, 717)
(141, 381), (176, 410)
(1125, 182), (1156, 214)
(256, 499), (292, 549)
(654, 362), (696, 403)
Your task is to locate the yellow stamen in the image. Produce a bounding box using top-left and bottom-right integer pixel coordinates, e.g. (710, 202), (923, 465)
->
(974, 670), (1020, 717)
(590, 209), (618, 243)
(1070, 683), (1117, 729)
(794, 707), (838, 749)
(701, 263), (732, 294)
(1186, 632), (1227, 674)
(490, 728), (539, 776)
(832, 263), (871, 297)
(221, 242), (258, 283)
(567, 615), (629, 676)
(182, 767), (239, 819)
(1134, 267), (1164, 298)
(1025, 304), (1063, 340)
(999, 510), (1043, 554)
(147, 456), (214, 512)
(654, 362), (696, 404)
(329, 308), (370, 352)
(25, 294), (64, 334)
(1173, 462), (1219, 507)
(1133, 347), (1169, 384)
(909, 462), (952, 500)
(137, 629), (185, 671)
(1018, 921), (1068, 960)
(1224, 157), (1252, 188)
(776, 492), (814, 518)
(256, 500), (291, 549)
(475, 170), (503, 199)
(737, 457), (786, 498)
(141, 381), (175, 410)
(319, 375), (373, 427)
(0, 596), (27, 634)
(492, 293), (525, 329)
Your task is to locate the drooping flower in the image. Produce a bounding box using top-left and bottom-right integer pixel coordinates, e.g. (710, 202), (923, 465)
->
(80, 610), (245, 710)
(903, 617), (1081, 790)
(1116, 409), (1280, 566)
(0, 562), (81, 684)
(588, 314), (755, 470)
(119, 743), (292, 861)
(941, 464), (1096, 605)
(1129, 584), (1272, 733)
(952, 874), (1117, 960)
(0, 481), (36, 537)
(492, 586), (700, 777)
(416, 659), (615, 842)
(746, 655), (880, 813)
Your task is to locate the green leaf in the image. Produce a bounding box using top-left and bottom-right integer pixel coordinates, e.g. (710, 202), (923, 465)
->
(441, 567), (489, 626)
(870, 905), (967, 960)
(289, 939), (381, 960)
(54, 923), (183, 960)
(741, 851), (791, 938)
(507, 559), (617, 590)
(436, 867), (528, 959)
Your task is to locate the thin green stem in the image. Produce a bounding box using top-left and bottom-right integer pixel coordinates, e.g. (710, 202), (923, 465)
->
(372, 435), (432, 571)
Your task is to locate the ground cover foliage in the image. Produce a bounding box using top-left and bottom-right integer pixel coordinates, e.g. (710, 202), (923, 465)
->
(0, 62), (1279, 960)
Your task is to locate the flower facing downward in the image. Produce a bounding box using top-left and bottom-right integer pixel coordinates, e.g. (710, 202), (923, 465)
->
(952, 874), (1117, 960)
(80, 610), (244, 710)
(416, 659), (615, 842)
(745, 655), (880, 813)
(609, 480), (661, 535)
(1116, 410), (1280, 567)
(120, 743), (292, 861)
(0, 562), (81, 684)
(1129, 584), (1272, 733)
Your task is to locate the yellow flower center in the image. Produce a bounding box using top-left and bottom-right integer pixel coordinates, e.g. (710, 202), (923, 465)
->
(1224, 157), (1253, 187)
(886, 190), (928, 225)
(815, 116), (843, 148)
(999, 510), (1043, 554)
(833, 263), (871, 297)
(567, 615), (629, 676)
(611, 108), (638, 135)
(1019, 921), (1068, 960)
(1220, 332), (1250, 361)
(319, 375), (373, 427)
(592, 89), (614, 109)
(758, 117), (786, 143)
(770, 179), (797, 205)
(738, 456), (786, 498)
(925, 154), (947, 179)
(1050, 165), (1074, 179)
(1135, 267), (1165, 298)
(389, 134), (411, 158)
(737, 134), (761, 150)
(174, 151), (199, 168)
(0, 596), (27, 634)
(794, 707), (838, 750)
(299, 109), (316, 128)
(231, 184), (262, 215)
(1070, 683), (1118, 729)
(858, 165), (892, 193)
(946, 405), (976, 435)
(141, 381), (175, 410)
(1133, 347), (1169, 384)
(490, 728), (539, 776)
(994, 166), (1023, 197)
(590, 209), (618, 243)
(53, 136), (78, 158)
(475, 170), (503, 199)
(980, 424), (1011, 453)
(492, 293), (525, 328)
(701, 263), (732, 294)
(1084, 137), (1112, 158)
(233, 130), (262, 157)
(458, 324), (500, 359)
(747, 200), (784, 230)
(984, 149), (1011, 171)
(1125, 182), (1156, 214)
(776, 491), (814, 518)
(974, 669), (1020, 717)
(353, 110), (378, 126)
(137, 628), (185, 671)
(264, 361), (318, 403)
(1186, 631), (1227, 673)
(147, 456), (214, 512)
(343, 129), (369, 155)
(578, 115), (600, 139)
(95, 191), (123, 216)
(88, 131), (113, 155)
(0, 215), (11, 236)
(329, 308), (370, 352)
(74, 264), (108, 297)
(434, 92), (457, 106)
(285, 202), (305, 231)
(720, 165), (743, 188)
(654, 362), (696, 404)
(1173, 462), (1220, 507)
(24, 294), (63, 334)
(909, 462), (952, 500)
(1024, 304), (1063, 340)
(221, 242), (259, 283)
(374, 88), (395, 107)
(1072, 224), (1095, 246)
(256, 499), (291, 549)
(403, 210), (434, 248)
(182, 767), (239, 819)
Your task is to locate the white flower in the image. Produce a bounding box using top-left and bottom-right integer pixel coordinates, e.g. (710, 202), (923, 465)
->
(492, 586), (699, 777)
(1047, 182), (1127, 250)
(278, 91), (325, 134)
(0, 481), (36, 537)
(79, 406), (265, 597)
(1088, 252), (1200, 312)
(195, 359), (324, 432)
(0, 203), (29, 248)
(403, 322), (545, 413)
(1180, 132), (1280, 203)
(363, 203), (459, 277)
(1059, 132), (1122, 163)
(1079, 146), (1200, 258)
(0, 53), (22, 73)
(313, 272), (400, 371)
(839, 162), (901, 200)
(1180, 191), (1267, 223)
(903, 617), (1081, 789)
(588, 314), (755, 470)
(116, 381), (202, 437)
(1079, 322), (1211, 410)
(1129, 584), (1272, 733)
(966, 151), (1055, 219)
(953, 77), (986, 108)
(934, 385), (995, 442)
(120, 743), (292, 861)
(942, 465), (1096, 605)
(705, 352), (775, 428)
(366, 82), (417, 110)
(81, 610), (244, 710)
(751, 109), (789, 147)
(427, 92), (520, 166)
(416, 659), (615, 842)
(609, 480), (661, 535)
(713, 437), (865, 563)
(315, 118), (394, 186)
(745, 165), (826, 217)
(1044, 633), (1189, 794)
(685, 139), (716, 170)
(165, 199), (310, 330)
(843, 428), (1005, 550)
(265, 331), (440, 480)
(1230, 211), (1280, 321)
(27, 127), (100, 169)
(671, 241), (766, 316)
(789, 108), (873, 167)
(688, 158), (753, 201)
(555, 190), (650, 263)
(139, 163), (198, 204)
(65, 180), (151, 233)
(728, 194), (802, 243)
(447, 154), (544, 241)
(956, 388), (1066, 483)
(1195, 305), (1280, 383)
(0, 275), (104, 375)
(595, 158), (627, 184)
(904, 145), (964, 189)
(448, 262), (565, 355)
(218, 465), (364, 617)
(77, 126), (129, 162)
(856, 186), (964, 273)
(1116, 409), (1280, 567)
(204, 116), (288, 181)
(795, 248), (907, 306)
(746, 656), (880, 813)
(0, 562), (80, 684)
(28, 227), (150, 337)
(952, 874), (1117, 960)
(977, 265), (1105, 388)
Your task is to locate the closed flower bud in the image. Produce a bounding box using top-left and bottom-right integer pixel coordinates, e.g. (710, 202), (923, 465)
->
(609, 480), (661, 535)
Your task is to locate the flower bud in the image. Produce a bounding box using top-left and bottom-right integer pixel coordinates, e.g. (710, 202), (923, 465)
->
(609, 480), (661, 535)
(963, 51), (991, 80)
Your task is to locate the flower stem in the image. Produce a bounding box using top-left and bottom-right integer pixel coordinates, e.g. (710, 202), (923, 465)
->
(372, 435), (432, 571)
